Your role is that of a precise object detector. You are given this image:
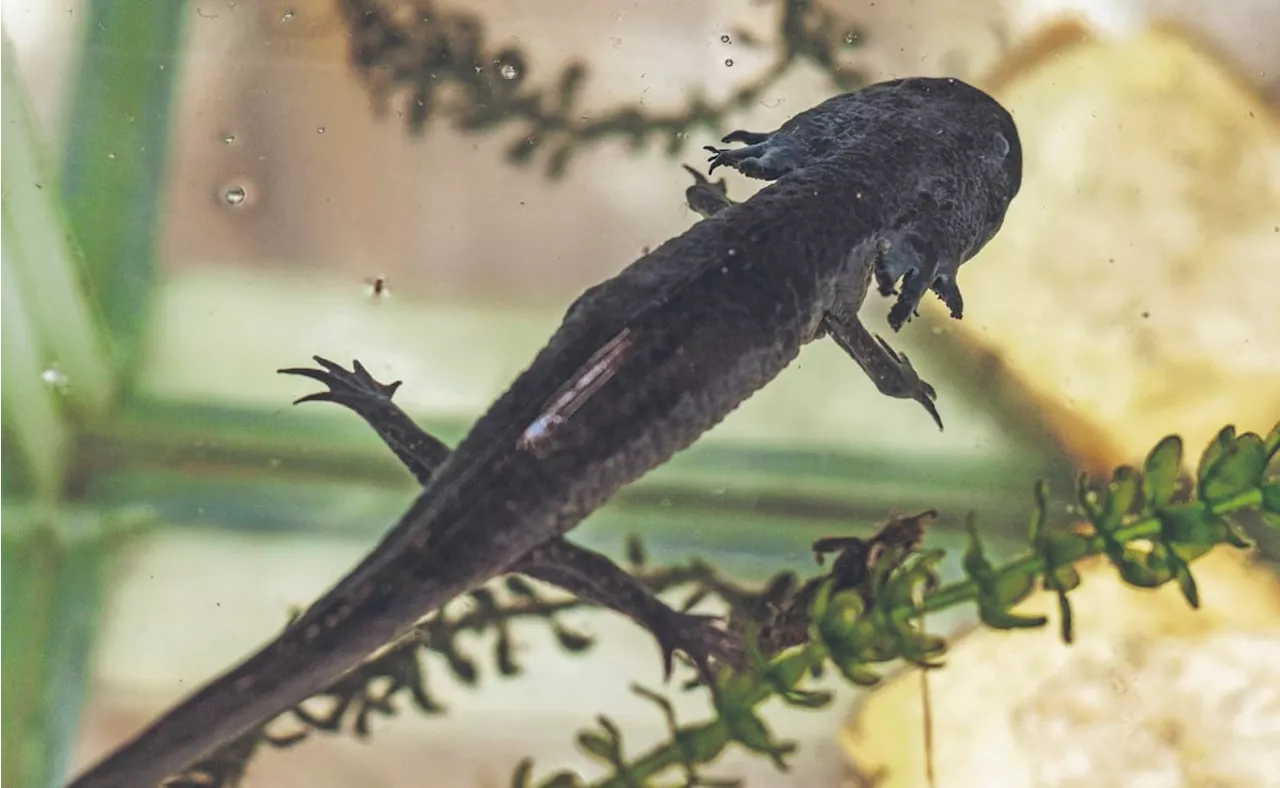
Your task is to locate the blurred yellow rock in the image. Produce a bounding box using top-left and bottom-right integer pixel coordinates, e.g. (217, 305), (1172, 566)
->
(941, 21), (1280, 473)
(840, 549), (1280, 788)
(841, 20), (1280, 788)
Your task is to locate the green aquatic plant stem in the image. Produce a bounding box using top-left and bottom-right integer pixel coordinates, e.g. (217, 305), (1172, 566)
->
(58, 0), (188, 379)
(2, 4), (187, 787)
(919, 491), (1260, 615)
(1, 520), (112, 788)
(519, 423), (1279, 788)
(163, 424), (1276, 788)
(45, 412), (1275, 788)
(2, 33), (74, 499)
(2, 35), (115, 424)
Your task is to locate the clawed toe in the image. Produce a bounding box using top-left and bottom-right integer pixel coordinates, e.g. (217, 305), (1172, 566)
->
(872, 334), (943, 430)
(930, 276), (965, 320)
(704, 145), (736, 174)
(652, 611), (743, 684)
(278, 356), (403, 406)
(916, 388), (943, 431)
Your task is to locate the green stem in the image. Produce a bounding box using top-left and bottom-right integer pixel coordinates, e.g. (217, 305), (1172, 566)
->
(593, 722), (730, 788)
(572, 467), (1271, 788)
(58, 0), (188, 380)
(3, 4), (192, 787)
(1, 29), (91, 501)
(588, 645), (829, 788)
(1, 34), (115, 422)
(918, 493), (1261, 616)
(0, 245), (70, 499)
(1, 522), (107, 788)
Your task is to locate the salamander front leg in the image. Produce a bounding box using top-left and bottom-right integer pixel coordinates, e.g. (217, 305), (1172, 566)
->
(703, 128), (806, 180)
(822, 312), (943, 430)
(719, 129), (773, 146)
(873, 232), (965, 332)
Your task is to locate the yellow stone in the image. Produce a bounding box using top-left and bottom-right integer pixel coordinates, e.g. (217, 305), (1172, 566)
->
(840, 21), (1280, 787)
(839, 549), (1280, 787)
(944, 22), (1280, 472)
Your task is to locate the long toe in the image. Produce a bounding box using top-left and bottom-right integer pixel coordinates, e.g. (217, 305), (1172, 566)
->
(652, 611), (743, 684)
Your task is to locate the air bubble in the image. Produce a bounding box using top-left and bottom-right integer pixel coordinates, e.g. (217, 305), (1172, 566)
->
(498, 63), (520, 80)
(720, 34), (731, 44)
(41, 366), (69, 389)
(224, 186), (247, 206)
(724, 58), (734, 67)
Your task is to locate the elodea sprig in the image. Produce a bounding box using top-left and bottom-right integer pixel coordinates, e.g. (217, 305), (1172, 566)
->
(336, 0), (870, 177)
(166, 530), (814, 787)
(516, 423), (1280, 788)
(167, 424), (1276, 788)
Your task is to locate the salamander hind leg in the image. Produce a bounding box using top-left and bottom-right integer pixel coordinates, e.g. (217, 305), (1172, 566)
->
(681, 164), (735, 219)
(518, 539), (744, 683)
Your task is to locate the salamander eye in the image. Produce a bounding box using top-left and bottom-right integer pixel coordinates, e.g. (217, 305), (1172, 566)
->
(993, 131), (1011, 158)
(988, 131), (1008, 158)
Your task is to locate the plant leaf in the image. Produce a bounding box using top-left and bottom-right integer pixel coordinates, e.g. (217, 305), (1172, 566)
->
(1143, 435), (1183, 509)
(1200, 432), (1265, 504)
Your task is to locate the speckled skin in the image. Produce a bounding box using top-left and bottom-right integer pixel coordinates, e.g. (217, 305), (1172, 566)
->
(274, 357), (739, 676)
(69, 77), (1021, 788)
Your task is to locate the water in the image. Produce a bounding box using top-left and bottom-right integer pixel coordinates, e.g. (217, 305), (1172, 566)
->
(14, 2), (1267, 786)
